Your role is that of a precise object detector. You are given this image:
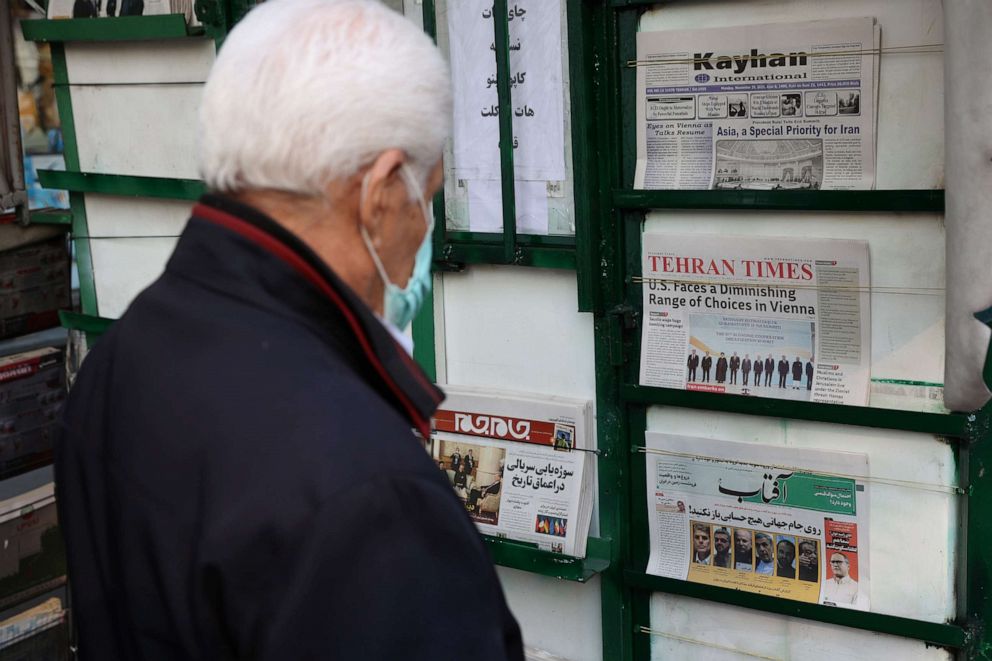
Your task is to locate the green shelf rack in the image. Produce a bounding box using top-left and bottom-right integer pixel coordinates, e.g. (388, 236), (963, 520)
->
(21, 14), (201, 43)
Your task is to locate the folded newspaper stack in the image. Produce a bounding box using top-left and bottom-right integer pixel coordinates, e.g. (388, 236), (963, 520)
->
(431, 386), (595, 557)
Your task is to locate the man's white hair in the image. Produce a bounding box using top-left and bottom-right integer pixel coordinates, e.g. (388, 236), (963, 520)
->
(198, 0), (451, 196)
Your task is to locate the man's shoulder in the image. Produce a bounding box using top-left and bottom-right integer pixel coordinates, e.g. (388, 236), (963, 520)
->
(69, 276), (436, 500)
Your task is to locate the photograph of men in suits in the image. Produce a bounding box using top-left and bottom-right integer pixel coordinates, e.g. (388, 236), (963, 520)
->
(753, 357), (763, 387)
(715, 353), (728, 383)
(729, 352), (740, 384)
(764, 355), (774, 386)
(741, 354), (752, 386)
(701, 352), (713, 382)
(692, 523), (712, 565)
(791, 356), (803, 389)
(734, 529), (753, 571)
(777, 355), (789, 388)
(806, 358), (814, 390)
(687, 349), (699, 382)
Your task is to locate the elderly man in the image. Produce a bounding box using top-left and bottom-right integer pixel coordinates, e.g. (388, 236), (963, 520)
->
(733, 529), (753, 571)
(822, 551), (860, 605)
(54, 1), (523, 659)
(755, 533), (775, 575)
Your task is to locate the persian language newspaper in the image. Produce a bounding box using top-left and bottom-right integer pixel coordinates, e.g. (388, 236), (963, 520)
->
(634, 17), (879, 190)
(639, 232), (871, 406)
(645, 433), (870, 610)
(431, 386), (595, 557)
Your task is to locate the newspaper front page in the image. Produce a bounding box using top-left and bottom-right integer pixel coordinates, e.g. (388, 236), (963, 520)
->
(645, 433), (870, 610)
(431, 387), (594, 557)
(634, 17), (879, 190)
(639, 232), (871, 406)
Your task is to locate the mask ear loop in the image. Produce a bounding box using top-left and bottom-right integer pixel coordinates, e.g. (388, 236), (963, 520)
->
(359, 169), (394, 289)
(398, 163), (434, 238)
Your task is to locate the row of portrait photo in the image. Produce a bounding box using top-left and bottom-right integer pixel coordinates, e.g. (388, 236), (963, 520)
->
(691, 521), (819, 582)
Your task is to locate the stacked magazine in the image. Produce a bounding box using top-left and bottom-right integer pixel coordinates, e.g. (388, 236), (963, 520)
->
(431, 386), (595, 557)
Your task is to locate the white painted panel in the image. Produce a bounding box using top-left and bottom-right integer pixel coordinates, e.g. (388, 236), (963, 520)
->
(643, 212), (945, 390)
(649, 593), (951, 661)
(84, 194), (191, 237)
(64, 40), (214, 84)
(91, 238), (180, 319)
(497, 568), (603, 661)
(442, 266), (596, 400)
(640, 0), (944, 190)
(71, 85), (202, 179)
(646, 407), (958, 622)
(83, 195), (190, 318)
(442, 266), (600, 660)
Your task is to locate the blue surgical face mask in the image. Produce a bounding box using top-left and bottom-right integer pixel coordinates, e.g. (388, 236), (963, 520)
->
(359, 163), (434, 331)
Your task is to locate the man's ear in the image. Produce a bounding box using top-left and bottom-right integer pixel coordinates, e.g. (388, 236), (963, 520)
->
(358, 149), (407, 239)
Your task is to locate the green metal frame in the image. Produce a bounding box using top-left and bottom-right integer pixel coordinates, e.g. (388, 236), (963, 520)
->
(28, 210), (72, 226)
(614, 189), (945, 213)
(58, 310), (115, 349)
(411, 0), (610, 585)
(37, 170), (205, 201)
(45, 41), (99, 316)
(20, 14), (199, 42)
(20, 3), (244, 319)
(420, 0), (580, 275)
(484, 535), (612, 583)
(574, 2), (992, 660)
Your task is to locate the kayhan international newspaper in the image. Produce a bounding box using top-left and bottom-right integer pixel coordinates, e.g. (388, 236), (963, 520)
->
(634, 17), (879, 190)
(645, 433), (870, 610)
(639, 232), (870, 406)
(430, 387), (595, 557)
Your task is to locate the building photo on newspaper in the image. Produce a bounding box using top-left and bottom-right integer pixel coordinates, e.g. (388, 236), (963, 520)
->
(430, 387), (595, 557)
(634, 17), (879, 190)
(639, 232), (871, 406)
(644, 433), (870, 610)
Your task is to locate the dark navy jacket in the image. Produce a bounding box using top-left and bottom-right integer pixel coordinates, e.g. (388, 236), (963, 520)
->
(55, 195), (523, 660)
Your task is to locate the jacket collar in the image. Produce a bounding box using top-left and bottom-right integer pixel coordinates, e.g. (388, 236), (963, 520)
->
(189, 193), (444, 438)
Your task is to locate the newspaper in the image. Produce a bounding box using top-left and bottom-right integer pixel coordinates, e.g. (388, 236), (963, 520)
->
(639, 232), (871, 406)
(645, 433), (870, 610)
(431, 386), (594, 557)
(634, 17), (879, 190)
(0, 598), (63, 651)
